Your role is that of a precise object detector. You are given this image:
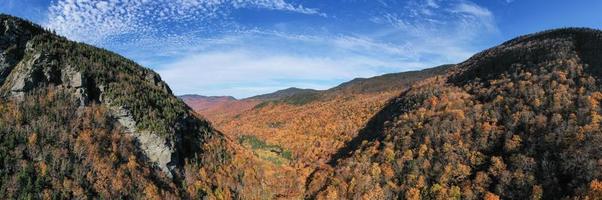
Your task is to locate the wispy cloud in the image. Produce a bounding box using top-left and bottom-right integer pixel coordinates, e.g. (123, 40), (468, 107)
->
(450, 1), (496, 31)
(370, 0), (497, 57)
(45, 0), (323, 45)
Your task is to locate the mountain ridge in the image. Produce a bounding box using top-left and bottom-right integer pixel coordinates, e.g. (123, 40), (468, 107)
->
(329, 64), (453, 94)
(186, 65), (454, 103)
(180, 94), (237, 101)
(0, 14), (280, 199)
(245, 87), (320, 101)
(183, 65), (453, 120)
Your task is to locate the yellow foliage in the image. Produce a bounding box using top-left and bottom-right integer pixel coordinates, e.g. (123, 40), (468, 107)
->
(39, 162), (48, 177)
(213, 91), (400, 172)
(127, 155), (138, 170)
(28, 132), (37, 146)
(144, 185), (161, 200)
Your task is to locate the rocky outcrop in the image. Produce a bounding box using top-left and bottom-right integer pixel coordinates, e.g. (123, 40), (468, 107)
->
(0, 15), (43, 86)
(2, 42), (93, 107)
(6, 47), (59, 97)
(144, 71), (172, 94)
(110, 105), (177, 177)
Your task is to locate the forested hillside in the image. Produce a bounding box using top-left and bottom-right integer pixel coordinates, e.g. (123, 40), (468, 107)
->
(307, 28), (602, 200)
(0, 14), (304, 199)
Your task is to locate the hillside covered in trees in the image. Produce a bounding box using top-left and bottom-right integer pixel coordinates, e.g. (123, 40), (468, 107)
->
(307, 28), (602, 200)
(0, 14), (305, 199)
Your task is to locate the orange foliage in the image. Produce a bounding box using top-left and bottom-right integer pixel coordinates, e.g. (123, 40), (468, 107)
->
(215, 91), (399, 167)
(484, 192), (500, 200)
(587, 180), (602, 199)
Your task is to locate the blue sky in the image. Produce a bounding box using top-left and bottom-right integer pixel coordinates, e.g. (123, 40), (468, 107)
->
(1, 0), (601, 98)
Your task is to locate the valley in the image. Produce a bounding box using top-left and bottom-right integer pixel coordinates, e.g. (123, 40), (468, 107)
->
(1, 14), (602, 200)
(182, 65), (452, 191)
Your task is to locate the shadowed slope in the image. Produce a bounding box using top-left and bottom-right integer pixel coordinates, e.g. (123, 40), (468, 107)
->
(309, 28), (602, 200)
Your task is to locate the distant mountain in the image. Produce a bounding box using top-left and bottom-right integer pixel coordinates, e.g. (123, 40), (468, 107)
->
(308, 28), (602, 200)
(181, 62), (452, 169)
(206, 64), (452, 184)
(246, 87), (320, 101)
(181, 87), (323, 120)
(180, 94), (237, 101)
(329, 64), (453, 94)
(180, 94), (261, 121)
(233, 66), (453, 108)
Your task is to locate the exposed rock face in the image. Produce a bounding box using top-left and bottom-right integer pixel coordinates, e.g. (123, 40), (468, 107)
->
(3, 42), (93, 107)
(0, 15), (42, 86)
(110, 105), (177, 177)
(144, 71), (172, 94)
(1, 42), (178, 176)
(6, 47), (59, 97)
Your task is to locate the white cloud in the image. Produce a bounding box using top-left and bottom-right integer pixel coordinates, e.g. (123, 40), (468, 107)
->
(152, 30), (436, 98)
(450, 1), (496, 31)
(452, 2), (493, 18)
(426, 0), (440, 8)
(156, 50), (402, 98)
(332, 36), (411, 56)
(231, 0), (324, 16)
(45, 0), (323, 44)
(371, 0), (498, 56)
